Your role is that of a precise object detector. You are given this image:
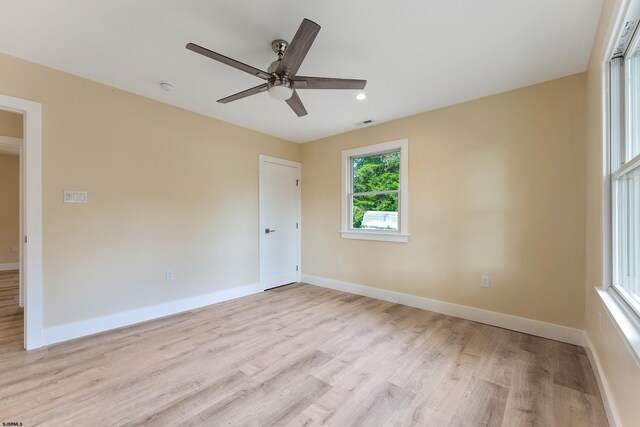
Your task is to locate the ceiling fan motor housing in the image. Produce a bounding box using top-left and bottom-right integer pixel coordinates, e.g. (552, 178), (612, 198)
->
(271, 39), (289, 57)
(268, 43), (293, 101)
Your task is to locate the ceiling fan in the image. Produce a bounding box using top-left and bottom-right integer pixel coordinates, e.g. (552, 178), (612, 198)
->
(186, 18), (367, 117)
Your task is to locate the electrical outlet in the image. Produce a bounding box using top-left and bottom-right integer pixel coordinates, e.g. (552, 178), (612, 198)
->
(166, 269), (174, 281)
(10, 245), (17, 252)
(337, 256), (343, 266)
(481, 275), (490, 288)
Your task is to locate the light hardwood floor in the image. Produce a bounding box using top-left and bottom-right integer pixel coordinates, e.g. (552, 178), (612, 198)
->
(0, 271), (607, 426)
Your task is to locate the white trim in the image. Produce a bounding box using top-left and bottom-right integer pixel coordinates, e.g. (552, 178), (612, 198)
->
(19, 141), (24, 308)
(259, 155), (301, 170)
(583, 333), (623, 427)
(341, 139), (409, 242)
(340, 231), (409, 243)
(301, 274), (585, 346)
(598, 287), (640, 365)
(0, 262), (19, 271)
(259, 155), (302, 290)
(603, 59), (613, 289)
(0, 94), (43, 350)
(42, 283), (263, 346)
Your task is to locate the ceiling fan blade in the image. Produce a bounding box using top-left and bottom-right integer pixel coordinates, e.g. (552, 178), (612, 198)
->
(217, 83), (269, 104)
(276, 19), (321, 77)
(292, 76), (367, 90)
(286, 90), (308, 117)
(186, 43), (271, 80)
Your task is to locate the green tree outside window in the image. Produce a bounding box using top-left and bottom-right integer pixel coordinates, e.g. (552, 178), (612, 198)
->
(351, 151), (400, 228)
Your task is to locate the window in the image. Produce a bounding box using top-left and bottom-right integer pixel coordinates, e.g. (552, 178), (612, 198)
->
(341, 139), (408, 242)
(609, 20), (640, 319)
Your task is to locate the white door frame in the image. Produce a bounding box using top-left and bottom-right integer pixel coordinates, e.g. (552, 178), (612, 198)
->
(0, 94), (43, 350)
(259, 155), (301, 290)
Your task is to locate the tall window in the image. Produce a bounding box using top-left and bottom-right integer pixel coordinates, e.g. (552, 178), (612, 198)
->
(610, 22), (640, 318)
(341, 139), (409, 242)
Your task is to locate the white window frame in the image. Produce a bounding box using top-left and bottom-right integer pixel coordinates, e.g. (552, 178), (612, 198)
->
(601, 0), (640, 365)
(610, 57), (640, 319)
(341, 139), (409, 243)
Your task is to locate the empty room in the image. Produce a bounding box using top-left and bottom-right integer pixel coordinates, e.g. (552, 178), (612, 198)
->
(0, 0), (639, 426)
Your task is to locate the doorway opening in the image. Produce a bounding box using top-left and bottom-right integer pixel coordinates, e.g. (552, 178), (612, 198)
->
(0, 94), (43, 350)
(0, 110), (23, 349)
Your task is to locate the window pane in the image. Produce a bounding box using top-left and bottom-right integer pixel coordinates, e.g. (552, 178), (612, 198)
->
(629, 53), (640, 161)
(352, 193), (398, 229)
(352, 151), (400, 193)
(614, 166), (640, 303)
(611, 57), (625, 169)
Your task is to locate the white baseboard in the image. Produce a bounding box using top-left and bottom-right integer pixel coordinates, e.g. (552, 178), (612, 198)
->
(302, 274), (585, 347)
(0, 262), (19, 271)
(583, 333), (622, 427)
(42, 283), (263, 346)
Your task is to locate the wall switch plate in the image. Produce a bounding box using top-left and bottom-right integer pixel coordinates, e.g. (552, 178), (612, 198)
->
(337, 256), (343, 266)
(10, 245), (17, 252)
(64, 190), (88, 204)
(481, 275), (490, 288)
(166, 270), (174, 281)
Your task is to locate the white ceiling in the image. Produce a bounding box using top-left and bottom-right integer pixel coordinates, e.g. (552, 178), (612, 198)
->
(0, 0), (602, 143)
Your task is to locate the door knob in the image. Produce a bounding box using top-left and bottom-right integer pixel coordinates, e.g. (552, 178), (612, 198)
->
(265, 228), (276, 234)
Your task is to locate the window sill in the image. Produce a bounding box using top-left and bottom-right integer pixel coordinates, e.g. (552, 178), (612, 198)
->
(597, 287), (640, 366)
(340, 231), (409, 243)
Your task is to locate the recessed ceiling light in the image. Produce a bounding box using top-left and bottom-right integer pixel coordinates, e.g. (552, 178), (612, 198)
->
(356, 93), (367, 101)
(160, 82), (174, 92)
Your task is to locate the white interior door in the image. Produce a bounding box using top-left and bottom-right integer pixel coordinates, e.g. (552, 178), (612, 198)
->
(259, 155), (301, 290)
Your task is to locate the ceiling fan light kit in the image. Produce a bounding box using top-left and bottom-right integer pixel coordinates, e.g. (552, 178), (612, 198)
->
(186, 18), (367, 117)
(267, 80), (294, 101)
(268, 85), (293, 101)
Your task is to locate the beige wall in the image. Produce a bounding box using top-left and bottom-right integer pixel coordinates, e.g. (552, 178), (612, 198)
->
(585, 0), (640, 425)
(0, 110), (23, 138)
(0, 52), (300, 327)
(0, 154), (19, 264)
(302, 73), (587, 329)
